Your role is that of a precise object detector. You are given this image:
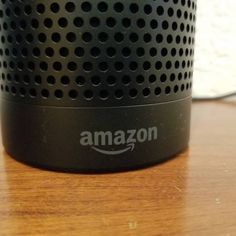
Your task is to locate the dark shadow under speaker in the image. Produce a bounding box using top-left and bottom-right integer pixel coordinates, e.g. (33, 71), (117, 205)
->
(0, 0), (197, 172)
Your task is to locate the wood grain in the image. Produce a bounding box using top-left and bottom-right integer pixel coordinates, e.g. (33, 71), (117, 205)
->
(0, 102), (236, 236)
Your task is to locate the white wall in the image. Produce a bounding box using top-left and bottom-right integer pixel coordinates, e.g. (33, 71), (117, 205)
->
(193, 0), (236, 97)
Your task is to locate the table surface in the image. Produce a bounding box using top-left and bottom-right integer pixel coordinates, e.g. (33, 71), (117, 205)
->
(0, 102), (236, 236)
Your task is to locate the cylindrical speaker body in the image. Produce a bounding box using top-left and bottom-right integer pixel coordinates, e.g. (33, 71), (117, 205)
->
(0, 0), (197, 172)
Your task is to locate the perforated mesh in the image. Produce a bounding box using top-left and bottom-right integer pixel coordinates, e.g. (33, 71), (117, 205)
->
(0, 0), (196, 107)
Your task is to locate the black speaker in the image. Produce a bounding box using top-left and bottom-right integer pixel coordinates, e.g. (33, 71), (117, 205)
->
(0, 0), (197, 172)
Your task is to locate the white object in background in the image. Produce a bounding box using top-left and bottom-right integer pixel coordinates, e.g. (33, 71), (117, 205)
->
(193, 0), (236, 99)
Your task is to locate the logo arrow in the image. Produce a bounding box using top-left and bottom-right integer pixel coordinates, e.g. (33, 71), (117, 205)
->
(91, 143), (135, 155)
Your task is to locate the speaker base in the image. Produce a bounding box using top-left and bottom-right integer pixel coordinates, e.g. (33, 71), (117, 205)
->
(1, 98), (191, 172)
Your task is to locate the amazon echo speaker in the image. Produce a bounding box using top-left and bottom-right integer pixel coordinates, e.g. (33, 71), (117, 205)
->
(0, 0), (197, 172)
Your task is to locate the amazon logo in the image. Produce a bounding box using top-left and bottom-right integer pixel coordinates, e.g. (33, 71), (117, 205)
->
(80, 127), (158, 155)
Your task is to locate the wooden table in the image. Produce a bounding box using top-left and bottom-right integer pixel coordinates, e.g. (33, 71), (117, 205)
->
(0, 102), (236, 236)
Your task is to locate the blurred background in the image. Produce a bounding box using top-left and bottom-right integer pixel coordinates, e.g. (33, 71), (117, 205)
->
(193, 0), (236, 99)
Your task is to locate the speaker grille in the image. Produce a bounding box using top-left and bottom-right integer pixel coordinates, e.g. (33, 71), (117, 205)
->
(0, 0), (196, 107)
